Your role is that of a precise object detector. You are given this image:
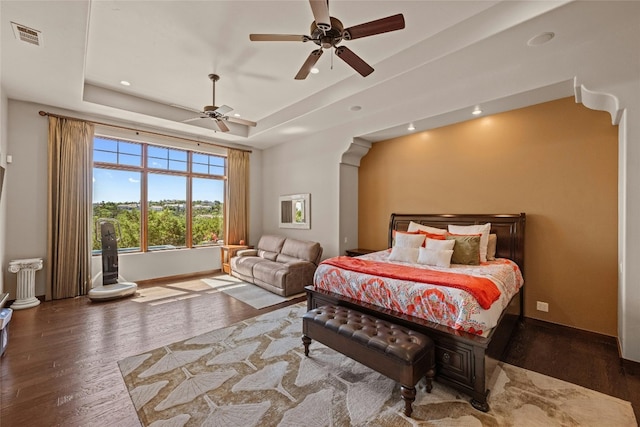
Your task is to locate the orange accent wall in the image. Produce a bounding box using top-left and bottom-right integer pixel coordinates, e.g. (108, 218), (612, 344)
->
(358, 97), (618, 336)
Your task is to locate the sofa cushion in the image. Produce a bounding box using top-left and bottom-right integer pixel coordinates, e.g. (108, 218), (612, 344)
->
(257, 235), (286, 253)
(275, 253), (305, 264)
(279, 238), (322, 265)
(258, 250), (279, 261)
(252, 260), (289, 289)
(231, 255), (268, 273)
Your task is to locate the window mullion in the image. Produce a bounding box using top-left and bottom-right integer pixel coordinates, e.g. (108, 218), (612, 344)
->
(141, 144), (149, 252)
(186, 151), (193, 248)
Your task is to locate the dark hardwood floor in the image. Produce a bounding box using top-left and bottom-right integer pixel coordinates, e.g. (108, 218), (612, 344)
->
(503, 318), (640, 423)
(1, 275), (638, 426)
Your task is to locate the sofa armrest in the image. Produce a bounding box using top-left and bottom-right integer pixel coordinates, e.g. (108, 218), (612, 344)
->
(236, 249), (258, 257)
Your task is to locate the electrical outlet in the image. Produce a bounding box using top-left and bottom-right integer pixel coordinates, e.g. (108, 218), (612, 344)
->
(536, 301), (549, 312)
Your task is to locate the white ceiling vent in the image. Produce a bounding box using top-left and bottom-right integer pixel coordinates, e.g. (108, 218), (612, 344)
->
(11, 22), (42, 47)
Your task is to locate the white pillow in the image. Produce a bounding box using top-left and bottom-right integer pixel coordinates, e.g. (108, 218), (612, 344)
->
(425, 238), (455, 251)
(487, 234), (497, 261)
(394, 232), (426, 248)
(389, 246), (419, 263)
(418, 247), (454, 268)
(407, 221), (447, 235)
(448, 223), (491, 262)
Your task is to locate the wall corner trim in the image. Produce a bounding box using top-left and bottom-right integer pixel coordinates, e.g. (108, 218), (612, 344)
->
(341, 138), (372, 167)
(574, 79), (623, 125)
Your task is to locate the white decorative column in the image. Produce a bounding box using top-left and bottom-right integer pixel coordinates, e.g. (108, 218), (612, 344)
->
(9, 258), (44, 310)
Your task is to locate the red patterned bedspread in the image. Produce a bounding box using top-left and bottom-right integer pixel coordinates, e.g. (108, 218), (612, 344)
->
(313, 250), (524, 336)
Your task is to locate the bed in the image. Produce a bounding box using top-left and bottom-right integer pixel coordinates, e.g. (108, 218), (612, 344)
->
(305, 213), (526, 411)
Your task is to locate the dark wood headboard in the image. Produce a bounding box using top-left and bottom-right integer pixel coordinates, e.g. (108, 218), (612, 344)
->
(388, 213), (526, 274)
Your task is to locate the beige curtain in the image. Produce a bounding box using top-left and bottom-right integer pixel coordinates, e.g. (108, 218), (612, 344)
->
(46, 116), (94, 300)
(225, 149), (249, 245)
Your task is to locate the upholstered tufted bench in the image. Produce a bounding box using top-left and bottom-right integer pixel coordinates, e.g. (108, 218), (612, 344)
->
(302, 304), (435, 417)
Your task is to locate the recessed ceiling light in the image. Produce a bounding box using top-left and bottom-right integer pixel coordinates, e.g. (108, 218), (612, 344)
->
(472, 106), (482, 115)
(310, 67), (320, 74)
(527, 32), (555, 46)
(120, 80), (131, 86)
(407, 122), (415, 131)
(234, 113), (241, 117)
(349, 105), (362, 111)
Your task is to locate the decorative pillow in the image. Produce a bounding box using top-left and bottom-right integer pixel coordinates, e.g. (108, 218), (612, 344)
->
(425, 238), (455, 251)
(448, 223), (491, 262)
(487, 234), (497, 261)
(417, 230), (447, 240)
(407, 221), (447, 235)
(389, 246), (419, 263)
(446, 234), (481, 265)
(418, 247), (454, 268)
(393, 231), (426, 248)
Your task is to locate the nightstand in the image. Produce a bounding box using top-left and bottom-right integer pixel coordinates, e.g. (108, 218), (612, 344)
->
(345, 248), (377, 257)
(220, 245), (249, 275)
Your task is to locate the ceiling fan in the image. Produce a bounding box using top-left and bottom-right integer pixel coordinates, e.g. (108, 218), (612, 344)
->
(249, 0), (405, 80)
(180, 74), (257, 132)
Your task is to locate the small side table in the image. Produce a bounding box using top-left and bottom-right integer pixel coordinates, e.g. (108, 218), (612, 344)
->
(345, 248), (377, 257)
(220, 245), (249, 275)
(9, 258), (43, 310)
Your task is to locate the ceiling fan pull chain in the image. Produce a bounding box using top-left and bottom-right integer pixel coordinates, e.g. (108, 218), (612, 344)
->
(331, 50), (334, 70)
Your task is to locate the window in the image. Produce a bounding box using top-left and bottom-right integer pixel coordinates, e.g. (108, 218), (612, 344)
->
(92, 136), (226, 253)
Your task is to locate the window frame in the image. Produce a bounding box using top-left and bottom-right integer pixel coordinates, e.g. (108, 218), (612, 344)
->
(93, 136), (227, 253)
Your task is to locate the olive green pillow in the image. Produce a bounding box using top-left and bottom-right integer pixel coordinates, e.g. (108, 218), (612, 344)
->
(445, 234), (481, 265)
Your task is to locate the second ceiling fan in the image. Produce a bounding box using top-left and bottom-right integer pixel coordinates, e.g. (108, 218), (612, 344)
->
(249, 0), (405, 80)
(181, 74), (257, 132)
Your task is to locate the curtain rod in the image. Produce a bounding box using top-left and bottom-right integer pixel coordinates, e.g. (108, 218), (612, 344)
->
(38, 110), (252, 153)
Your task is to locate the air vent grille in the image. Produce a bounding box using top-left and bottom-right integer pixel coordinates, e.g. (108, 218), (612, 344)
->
(11, 22), (42, 47)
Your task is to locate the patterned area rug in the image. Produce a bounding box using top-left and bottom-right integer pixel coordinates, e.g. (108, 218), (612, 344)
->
(118, 303), (637, 426)
(201, 275), (303, 309)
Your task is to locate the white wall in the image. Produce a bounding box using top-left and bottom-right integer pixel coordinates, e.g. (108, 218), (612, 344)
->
(261, 132), (353, 259)
(90, 246), (222, 283)
(3, 100), (263, 298)
(0, 89), (8, 295)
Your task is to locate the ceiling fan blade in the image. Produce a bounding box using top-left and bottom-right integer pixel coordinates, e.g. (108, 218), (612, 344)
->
(214, 105), (233, 116)
(226, 116), (257, 127)
(212, 119), (230, 132)
(342, 13), (405, 40)
(295, 49), (324, 80)
(309, 0), (331, 31)
(250, 34), (307, 42)
(335, 46), (374, 77)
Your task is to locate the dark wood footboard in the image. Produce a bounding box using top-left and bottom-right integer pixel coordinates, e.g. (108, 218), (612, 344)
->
(306, 285), (522, 411)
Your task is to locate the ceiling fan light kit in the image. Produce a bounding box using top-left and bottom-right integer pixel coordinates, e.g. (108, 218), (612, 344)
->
(250, 0), (405, 79)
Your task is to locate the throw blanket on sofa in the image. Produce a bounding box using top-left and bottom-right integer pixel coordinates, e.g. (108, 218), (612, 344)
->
(320, 256), (500, 309)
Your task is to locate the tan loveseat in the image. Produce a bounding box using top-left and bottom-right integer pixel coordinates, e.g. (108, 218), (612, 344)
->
(230, 235), (323, 297)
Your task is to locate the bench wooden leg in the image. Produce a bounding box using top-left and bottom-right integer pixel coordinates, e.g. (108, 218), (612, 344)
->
(302, 335), (311, 356)
(424, 367), (435, 393)
(400, 385), (416, 417)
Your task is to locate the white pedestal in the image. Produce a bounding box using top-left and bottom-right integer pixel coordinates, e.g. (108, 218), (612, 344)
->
(9, 258), (43, 310)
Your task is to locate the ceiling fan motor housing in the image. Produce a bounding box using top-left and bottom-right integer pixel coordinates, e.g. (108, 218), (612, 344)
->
(310, 16), (344, 48)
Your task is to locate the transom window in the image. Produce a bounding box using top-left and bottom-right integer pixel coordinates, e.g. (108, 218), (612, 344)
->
(92, 136), (226, 253)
